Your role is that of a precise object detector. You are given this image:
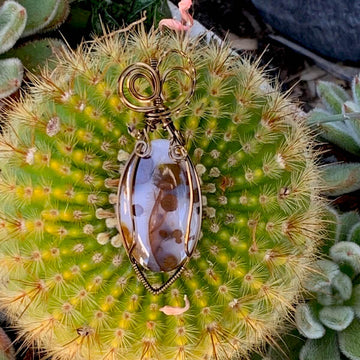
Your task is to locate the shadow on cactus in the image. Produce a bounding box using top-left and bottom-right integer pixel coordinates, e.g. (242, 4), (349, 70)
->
(309, 77), (360, 197)
(295, 208), (360, 360)
(0, 26), (326, 359)
(0, 0), (69, 99)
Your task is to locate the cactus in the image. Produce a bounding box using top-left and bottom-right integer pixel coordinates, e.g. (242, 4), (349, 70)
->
(0, 28), (325, 360)
(294, 209), (360, 360)
(0, 0), (69, 99)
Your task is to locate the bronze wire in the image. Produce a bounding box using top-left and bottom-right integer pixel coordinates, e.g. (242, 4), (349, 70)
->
(116, 49), (200, 294)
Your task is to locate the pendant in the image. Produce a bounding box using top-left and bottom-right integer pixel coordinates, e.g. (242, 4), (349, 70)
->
(117, 50), (202, 294)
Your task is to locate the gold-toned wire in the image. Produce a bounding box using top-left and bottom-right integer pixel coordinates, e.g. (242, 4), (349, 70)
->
(118, 49), (196, 119)
(117, 48), (200, 295)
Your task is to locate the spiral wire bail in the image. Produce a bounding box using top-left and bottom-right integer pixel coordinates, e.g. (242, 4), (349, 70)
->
(118, 49), (196, 143)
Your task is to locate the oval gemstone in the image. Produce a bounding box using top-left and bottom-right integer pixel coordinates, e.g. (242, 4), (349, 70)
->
(118, 139), (202, 272)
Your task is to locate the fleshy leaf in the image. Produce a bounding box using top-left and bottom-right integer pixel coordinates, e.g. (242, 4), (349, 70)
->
(343, 101), (360, 149)
(316, 283), (339, 306)
(5, 38), (65, 75)
(348, 222), (360, 245)
(308, 109), (360, 156)
(304, 260), (339, 293)
(338, 212), (360, 242)
(321, 206), (340, 252)
(349, 284), (360, 318)
(319, 306), (354, 331)
(317, 80), (350, 114)
(18, 0), (60, 37)
(0, 57), (23, 98)
(299, 331), (341, 360)
(338, 319), (360, 360)
(322, 163), (360, 196)
(0, 0), (27, 54)
(331, 272), (353, 301)
(40, 0), (69, 33)
(330, 241), (360, 274)
(295, 303), (325, 339)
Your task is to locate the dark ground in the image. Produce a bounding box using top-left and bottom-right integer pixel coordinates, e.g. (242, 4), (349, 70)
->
(192, 0), (360, 211)
(193, 0), (348, 110)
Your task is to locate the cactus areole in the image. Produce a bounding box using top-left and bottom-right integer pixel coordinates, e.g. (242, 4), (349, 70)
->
(0, 27), (325, 360)
(117, 51), (202, 294)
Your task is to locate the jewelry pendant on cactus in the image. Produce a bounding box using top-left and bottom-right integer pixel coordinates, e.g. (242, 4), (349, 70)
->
(117, 50), (201, 294)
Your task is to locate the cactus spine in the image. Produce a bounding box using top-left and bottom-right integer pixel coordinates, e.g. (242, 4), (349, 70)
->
(0, 28), (325, 360)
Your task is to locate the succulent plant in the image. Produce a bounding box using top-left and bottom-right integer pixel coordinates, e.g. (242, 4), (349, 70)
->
(309, 77), (360, 197)
(0, 0), (69, 99)
(295, 209), (360, 360)
(0, 28), (325, 359)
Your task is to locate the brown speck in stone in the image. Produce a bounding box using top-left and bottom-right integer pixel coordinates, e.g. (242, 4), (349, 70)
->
(160, 194), (178, 212)
(154, 164), (182, 190)
(172, 229), (183, 244)
(159, 229), (169, 238)
(132, 204), (144, 216)
(120, 223), (132, 248)
(162, 254), (178, 271)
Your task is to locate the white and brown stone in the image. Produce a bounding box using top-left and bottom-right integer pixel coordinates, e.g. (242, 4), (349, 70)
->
(118, 139), (201, 272)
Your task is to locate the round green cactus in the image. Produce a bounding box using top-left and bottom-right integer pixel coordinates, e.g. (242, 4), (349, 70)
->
(0, 28), (325, 359)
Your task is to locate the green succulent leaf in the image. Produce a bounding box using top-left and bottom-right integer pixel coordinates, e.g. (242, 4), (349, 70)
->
(332, 272), (353, 301)
(17, 0), (60, 37)
(0, 0), (27, 55)
(349, 222), (360, 245)
(317, 80), (350, 114)
(319, 305), (354, 331)
(338, 319), (360, 360)
(317, 283), (341, 306)
(321, 206), (340, 252)
(352, 75), (360, 105)
(5, 38), (65, 75)
(299, 331), (340, 360)
(343, 101), (360, 148)
(344, 101), (360, 113)
(308, 109), (360, 156)
(330, 241), (360, 274)
(322, 163), (360, 196)
(40, 0), (69, 33)
(338, 212), (360, 243)
(349, 284), (360, 318)
(295, 303), (325, 339)
(304, 260), (339, 293)
(0, 57), (23, 98)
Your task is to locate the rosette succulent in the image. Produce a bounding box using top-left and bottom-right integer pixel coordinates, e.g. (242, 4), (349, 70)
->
(295, 209), (360, 360)
(0, 0), (69, 99)
(0, 27), (325, 359)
